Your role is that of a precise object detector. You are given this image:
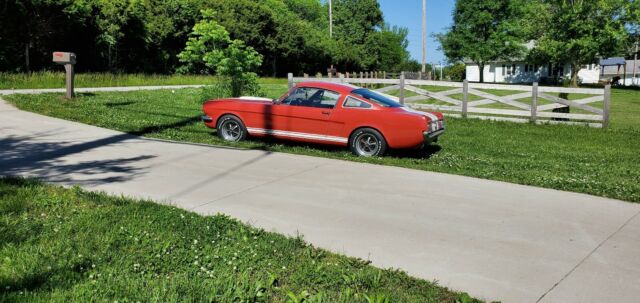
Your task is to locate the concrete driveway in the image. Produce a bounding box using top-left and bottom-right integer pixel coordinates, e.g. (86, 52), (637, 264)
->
(1, 97), (638, 303)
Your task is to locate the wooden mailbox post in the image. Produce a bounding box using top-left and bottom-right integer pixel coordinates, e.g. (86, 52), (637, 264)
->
(52, 52), (76, 99)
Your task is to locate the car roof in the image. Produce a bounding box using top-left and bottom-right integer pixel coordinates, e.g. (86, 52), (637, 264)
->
(295, 81), (360, 95)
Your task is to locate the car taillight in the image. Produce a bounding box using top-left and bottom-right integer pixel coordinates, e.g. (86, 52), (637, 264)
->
(429, 120), (444, 132)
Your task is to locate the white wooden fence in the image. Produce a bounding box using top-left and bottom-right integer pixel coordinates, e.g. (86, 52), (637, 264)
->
(288, 72), (611, 128)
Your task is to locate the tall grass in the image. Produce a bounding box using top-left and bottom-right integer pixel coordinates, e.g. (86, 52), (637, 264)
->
(0, 72), (286, 89)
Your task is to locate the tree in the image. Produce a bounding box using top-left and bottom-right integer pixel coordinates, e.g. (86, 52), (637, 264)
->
(331, 0), (384, 70)
(0, 0), (91, 72)
(436, 0), (526, 83)
(367, 25), (411, 72)
(527, 0), (629, 87)
(178, 9), (262, 97)
(0, 0), (412, 75)
(445, 62), (467, 81)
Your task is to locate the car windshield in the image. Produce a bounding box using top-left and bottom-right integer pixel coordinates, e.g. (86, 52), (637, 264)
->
(350, 88), (403, 108)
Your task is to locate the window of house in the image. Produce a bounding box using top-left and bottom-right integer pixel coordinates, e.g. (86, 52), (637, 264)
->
(502, 64), (506, 76)
(525, 64), (529, 72)
(512, 64), (517, 75)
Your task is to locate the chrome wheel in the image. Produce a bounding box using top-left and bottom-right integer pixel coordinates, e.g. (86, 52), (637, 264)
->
(220, 120), (242, 141)
(355, 134), (379, 156)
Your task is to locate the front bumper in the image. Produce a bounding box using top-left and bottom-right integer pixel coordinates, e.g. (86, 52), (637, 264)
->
(423, 129), (445, 144)
(201, 115), (213, 123)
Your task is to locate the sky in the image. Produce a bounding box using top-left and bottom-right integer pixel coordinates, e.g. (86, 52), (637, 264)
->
(378, 0), (455, 65)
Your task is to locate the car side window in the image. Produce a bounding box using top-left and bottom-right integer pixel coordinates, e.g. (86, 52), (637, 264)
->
(282, 87), (313, 106)
(282, 87), (340, 109)
(343, 96), (372, 109)
(318, 90), (340, 109)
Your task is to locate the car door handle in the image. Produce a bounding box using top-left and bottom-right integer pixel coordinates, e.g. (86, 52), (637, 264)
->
(321, 111), (331, 115)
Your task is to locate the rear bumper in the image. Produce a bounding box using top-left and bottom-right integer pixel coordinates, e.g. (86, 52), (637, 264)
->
(423, 129), (445, 144)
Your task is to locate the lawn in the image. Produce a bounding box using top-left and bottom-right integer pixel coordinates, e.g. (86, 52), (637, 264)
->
(0, 177), (478, 302)
(4, 86), (640, 203)
(0, 72), (286, 89)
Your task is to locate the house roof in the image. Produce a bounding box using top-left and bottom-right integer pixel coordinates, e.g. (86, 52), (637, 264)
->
(602, 59), (640, 75)
(599, 57), (626, 66)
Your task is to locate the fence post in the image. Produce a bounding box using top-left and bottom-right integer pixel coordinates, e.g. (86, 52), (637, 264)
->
(399, 71), (405, 105)
(383, 71), (386, 79)
(339, 73), (345, 83)
(531, 82), (538, 123)
(303, 73), (308, 79)
(462, 79), (469, 118)
(288, 73), (294, 90)
(603, 84), (611, 128)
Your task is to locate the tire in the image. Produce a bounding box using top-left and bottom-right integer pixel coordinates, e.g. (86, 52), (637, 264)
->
(216, 115), (247, 142)
(349, 128), (387, 157)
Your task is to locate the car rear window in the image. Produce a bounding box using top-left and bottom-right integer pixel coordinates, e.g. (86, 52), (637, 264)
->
(350, 88), (403, 108)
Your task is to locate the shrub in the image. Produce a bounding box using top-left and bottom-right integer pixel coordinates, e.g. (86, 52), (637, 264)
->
(178, 9), (263, 97)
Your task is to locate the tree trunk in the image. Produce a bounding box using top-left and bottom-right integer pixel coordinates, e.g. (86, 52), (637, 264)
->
(24, 41), (30, 73)
(272, 57), (277, 78)
(478, 63), (484, 83)
(570, 64), (579, 87)
(108, 45), (112, 70)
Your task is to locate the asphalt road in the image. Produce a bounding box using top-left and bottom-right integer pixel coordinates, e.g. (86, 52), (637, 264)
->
(1, 96), (638, 303)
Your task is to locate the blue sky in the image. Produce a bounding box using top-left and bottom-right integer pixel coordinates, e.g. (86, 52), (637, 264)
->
(378, 0), (455, 64)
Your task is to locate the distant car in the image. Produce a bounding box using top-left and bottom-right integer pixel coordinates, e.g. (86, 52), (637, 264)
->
(201, 81), (445, 157)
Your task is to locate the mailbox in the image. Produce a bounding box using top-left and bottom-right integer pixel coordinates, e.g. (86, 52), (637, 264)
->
(52, 51), (76, 99)
(53, 52), (76, 65)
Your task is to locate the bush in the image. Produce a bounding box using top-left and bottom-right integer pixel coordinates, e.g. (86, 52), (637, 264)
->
(199, 75), (264, 102)
(178, 9), (263, 97)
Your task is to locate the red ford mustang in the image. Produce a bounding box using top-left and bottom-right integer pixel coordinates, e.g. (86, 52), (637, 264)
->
(201, 81), (445, 157)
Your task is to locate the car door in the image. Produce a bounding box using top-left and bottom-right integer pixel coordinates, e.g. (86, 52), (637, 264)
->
(273, 87), (343, 143)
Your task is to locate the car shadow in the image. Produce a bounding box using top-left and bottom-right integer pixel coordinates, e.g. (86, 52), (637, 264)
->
(104, 100), (136, 107)
(211, 129), (443, 160)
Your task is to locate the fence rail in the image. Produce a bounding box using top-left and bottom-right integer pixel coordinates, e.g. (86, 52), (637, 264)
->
(288, 72), (610, 128)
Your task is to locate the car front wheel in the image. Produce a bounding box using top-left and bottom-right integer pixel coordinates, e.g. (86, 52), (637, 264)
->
(349, 128), (387, 157)
(216, 115), (247, 142)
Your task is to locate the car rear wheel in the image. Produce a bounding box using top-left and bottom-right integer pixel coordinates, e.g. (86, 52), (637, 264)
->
(217, 115), (247, 142)
(349, 128), (387, 157)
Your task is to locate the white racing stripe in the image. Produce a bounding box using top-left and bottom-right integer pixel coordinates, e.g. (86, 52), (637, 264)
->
(401, 107), (439, 121)
(246, 128), (348, 143)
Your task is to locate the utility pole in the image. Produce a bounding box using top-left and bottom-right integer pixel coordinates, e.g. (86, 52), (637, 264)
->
(329, 0), (333, 38)
(633, 40), (638, 86)
(421, 0), (426, 74)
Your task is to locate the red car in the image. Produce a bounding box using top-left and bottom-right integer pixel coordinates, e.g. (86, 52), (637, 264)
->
(201, 81), (445, 157)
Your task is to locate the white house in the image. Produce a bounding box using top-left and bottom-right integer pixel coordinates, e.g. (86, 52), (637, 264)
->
(465, 62), (601, 84)
(464, 41), (639, 85)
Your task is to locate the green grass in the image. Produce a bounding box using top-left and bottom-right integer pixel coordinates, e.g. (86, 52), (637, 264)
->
(0, 72), (286, 89)
(4, 86), (640, 203)
(0, 177), (477, 302)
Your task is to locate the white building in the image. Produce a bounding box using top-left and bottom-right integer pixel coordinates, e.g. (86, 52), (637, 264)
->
(465, 62), (601, 84)
(464, 41), (640, 85)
